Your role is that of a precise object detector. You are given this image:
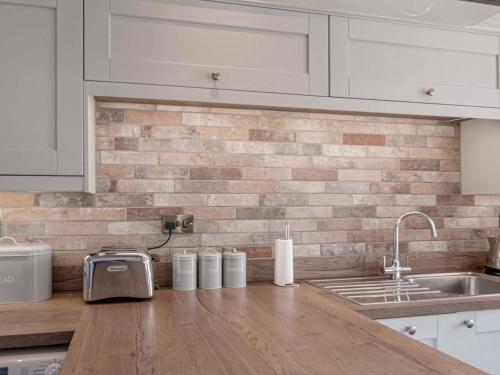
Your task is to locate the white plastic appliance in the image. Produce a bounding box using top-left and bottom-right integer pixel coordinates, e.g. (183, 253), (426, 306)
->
(0, 345), (66, 375)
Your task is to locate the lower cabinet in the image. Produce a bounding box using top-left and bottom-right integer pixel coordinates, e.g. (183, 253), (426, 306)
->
(378, 309), (500, 374)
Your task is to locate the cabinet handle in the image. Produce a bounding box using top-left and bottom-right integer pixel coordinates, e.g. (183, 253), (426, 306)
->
(211, 72), (221, 81)
(406, 326), (417, 336)
(424, 88), (436, 96)
(464, 319), (475, 329)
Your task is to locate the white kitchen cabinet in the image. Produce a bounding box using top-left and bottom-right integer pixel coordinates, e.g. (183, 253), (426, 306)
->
(378, 309), (500, 374)
(331, 17), (500, 108)
(0, 0), (84, 190)
(85, 0), (328, 96)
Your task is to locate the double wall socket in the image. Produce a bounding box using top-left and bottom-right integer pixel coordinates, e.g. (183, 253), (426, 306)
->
(162, 215), (194, 234)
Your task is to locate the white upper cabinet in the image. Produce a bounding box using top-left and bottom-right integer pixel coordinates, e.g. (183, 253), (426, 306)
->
(85, 0), (329, 96)
(0, 0), (83, 179)
(331, 17), (500, 108)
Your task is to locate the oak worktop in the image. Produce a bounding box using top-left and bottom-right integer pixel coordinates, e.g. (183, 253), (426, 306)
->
(61, 283), (483, 375)
(2, 282), (498, 374)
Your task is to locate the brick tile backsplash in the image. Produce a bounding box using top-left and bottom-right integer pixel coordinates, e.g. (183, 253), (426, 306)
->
(0, 101), (499, 259)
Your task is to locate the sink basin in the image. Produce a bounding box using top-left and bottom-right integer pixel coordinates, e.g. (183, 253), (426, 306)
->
(308, 272), (500, 305)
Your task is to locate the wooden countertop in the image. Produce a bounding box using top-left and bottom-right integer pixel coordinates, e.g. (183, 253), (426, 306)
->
(61, 283), (482, 375)
(0, 292), (83, 349)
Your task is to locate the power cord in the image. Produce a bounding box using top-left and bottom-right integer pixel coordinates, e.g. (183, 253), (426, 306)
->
(147, 221), (176, 250)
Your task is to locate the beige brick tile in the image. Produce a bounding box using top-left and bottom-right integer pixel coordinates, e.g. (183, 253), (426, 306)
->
(126, 110), (181, 125)
(408, 147), (458, 160)
(0, 193), (35, 208)
(236, 207), (285, 220)
(422, 172), (460, 183)
(46, 222), (107, 236)
(308, 194), (353, 206)
(202, 233), (252, 246)
(275, 143), (321, 156)
(215, 220), (269, 233)
(241, 168), (292, 181)
(400, 160), (440, 171)
(135, 166), (189, 180)
(286, 206), (331, 219)
(325, 182), (370, 194)
(374, 123), (417, 135)
(353, 194), (395, 206)
(410, 183), (460, 195)
(127, 207), (182, 221)
(322, 144), (368, 157)
(96, 193), (153, 207)
(475, 196), (500, 206)
(154, 194), (207, 207)
(444, 217), (499, 229)
(382, 171), (422, 183)
(249, 129), (295, 142)
(338, 170), (381, 182)
(2, 223), (45, 236)
(35, 193), (94, 207)
(293, 245), (321, 257)
(3, 208), (67, 222)
(212, 154), (265, 167)
(395, 195), (437, 206)
(159, 152), (213, 166)
(416, 124), (457, 137)
(278, 181), (325, 193)
(356, 158), (399, 170)
(226, 141), (275, 155)
(182, 113), (260, 128)
(295, 131), (342, 144)
(316, 218), (361, 231)
(96, 123), (141, 137)
(343, 134), (385, 146)
(175, 180), (228, 193)
(427, 137), (459, 149)
(228, 181), (277, 193)
(292, 168), (337, 181)
(376, 206), (417, 218)
(190, 167), (241, 180)
(302, 231), (347, 244)
(361, 218), (395, 230)
(107, 221), (161, 235)
(96, 137), (115, 151)
(101, 151), (157, 165)
(207, 194), (258, 207)
(370, 182), (411, 194)
(115, 179), (174, 193)
(264, 155), (312, 168)
(269, 219), (318, 232)
(68, 208), (127, 221)
(96, 165), (135, 179)
(259, 194), (307, 207)
(440, 160), (460, 172)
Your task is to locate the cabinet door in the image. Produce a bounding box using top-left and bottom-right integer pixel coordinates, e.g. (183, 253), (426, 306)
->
(437, 312), (476, 365)
(474, 309), (500, 374)
(85, 0), (328, 96)
(0, 0), (83, 176)
(377, 315), (438, 348)
(331, 17), (500, 107)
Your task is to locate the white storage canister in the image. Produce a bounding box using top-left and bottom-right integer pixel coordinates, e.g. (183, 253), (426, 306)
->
(223, 249), (246, 288)
(198, 249), (222, 289)
(0, 237), (52, 304)
(172, 251), (197, 291)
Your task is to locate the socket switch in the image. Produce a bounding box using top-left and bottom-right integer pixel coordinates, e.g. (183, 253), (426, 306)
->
(162, 215), (194, 234)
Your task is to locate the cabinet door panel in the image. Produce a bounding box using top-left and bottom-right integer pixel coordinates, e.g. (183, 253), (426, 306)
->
(437, 312), (476, 365)
(0, 0), (83, 176)
(86, 0), (328, 96)
(331, 17), (500, 107)
(475, 309), (500, 374)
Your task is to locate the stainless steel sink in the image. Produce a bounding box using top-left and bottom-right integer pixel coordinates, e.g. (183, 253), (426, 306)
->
(308, 272), (500, 305)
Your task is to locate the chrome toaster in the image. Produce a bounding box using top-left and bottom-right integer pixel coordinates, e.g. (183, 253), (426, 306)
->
(83, 247), (157, 302)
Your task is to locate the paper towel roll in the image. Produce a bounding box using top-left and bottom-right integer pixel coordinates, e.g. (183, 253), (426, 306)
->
(274, 239), (293, 286)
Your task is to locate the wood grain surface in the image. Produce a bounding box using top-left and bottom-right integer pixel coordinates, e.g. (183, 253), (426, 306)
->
(0, 292), (83, 349)
(62, 283), (483, 375)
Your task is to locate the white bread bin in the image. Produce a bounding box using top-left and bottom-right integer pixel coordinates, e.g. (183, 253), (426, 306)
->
(0, 237), (52, 304)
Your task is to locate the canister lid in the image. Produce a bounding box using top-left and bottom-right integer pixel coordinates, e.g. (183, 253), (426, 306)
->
(223, 248), (246, 259)
(198, 249), (221, 260)
(0, 237), (52, 256)
(172, 250), (197, 261)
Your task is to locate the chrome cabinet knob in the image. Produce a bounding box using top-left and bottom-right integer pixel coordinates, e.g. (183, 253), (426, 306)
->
(211, 72), (221, 81)
(424, 88), (436, 96)
(464, 319), (475, 329)
(406, 326), (417, 336)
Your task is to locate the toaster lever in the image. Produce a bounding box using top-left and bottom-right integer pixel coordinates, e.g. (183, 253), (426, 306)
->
(150, 253), (160, 262)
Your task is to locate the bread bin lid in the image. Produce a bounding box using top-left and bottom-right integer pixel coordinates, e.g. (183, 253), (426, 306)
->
(223, 248), (246, 259)
(0, 237), (52, 256)
(198, 249), (221, 260)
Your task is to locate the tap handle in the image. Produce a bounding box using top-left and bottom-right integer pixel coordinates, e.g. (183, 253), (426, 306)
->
(383, 256), (387, 269)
